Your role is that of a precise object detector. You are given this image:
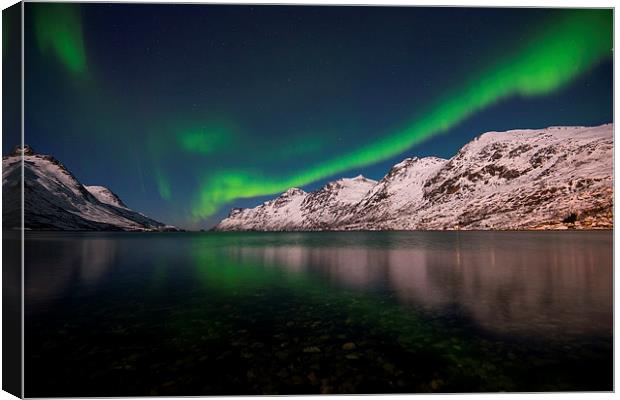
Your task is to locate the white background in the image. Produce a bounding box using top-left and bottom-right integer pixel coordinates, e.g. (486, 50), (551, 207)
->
(0, 0), (616, 399)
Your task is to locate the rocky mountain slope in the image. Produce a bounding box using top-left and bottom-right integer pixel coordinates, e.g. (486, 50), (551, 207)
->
(214, 124), (613, 231)
(2, 145), (177, 231)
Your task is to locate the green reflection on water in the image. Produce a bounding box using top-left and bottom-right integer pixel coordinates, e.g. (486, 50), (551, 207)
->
(25, 232), (612, 395)
(148, 239), (606, 393)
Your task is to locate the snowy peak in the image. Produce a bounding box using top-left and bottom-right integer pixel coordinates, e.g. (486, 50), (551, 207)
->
(299, 175), (377, 227)
(3, 146), (177, 231)
(213, 175), (377, 231)
(85, 185), (128, 209)
(422, 124), (612, 203)
(9, 144), (35, 156)
(215, 187), (308, 232)
(19, 152), (96, 201)
(385, 156), (446, 179)
(345, 174), (374, 183)
(279, 187), (306, 199)
(328, 175), (377, 195)
(303, 175), (376, 209)
(411, 124), (613, 229)
(214, 124), (613, 231)
(351, 156), (447, 221)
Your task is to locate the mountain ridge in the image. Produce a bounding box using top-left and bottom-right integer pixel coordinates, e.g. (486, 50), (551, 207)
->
(214, 124), (613, 231)
(2, 145), (179, 231)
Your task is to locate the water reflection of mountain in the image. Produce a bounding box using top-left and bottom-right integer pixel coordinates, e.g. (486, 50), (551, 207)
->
(232, 232), (612, 338)
(25, 236), (119, 311)
(24, 232), (611, 338)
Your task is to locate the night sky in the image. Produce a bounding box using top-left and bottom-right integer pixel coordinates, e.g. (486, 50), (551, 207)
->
(15, 4), (613, 229)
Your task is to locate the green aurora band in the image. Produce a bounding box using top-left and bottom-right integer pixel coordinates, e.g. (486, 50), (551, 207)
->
(178, 126), (234, 155)
(155, 170), (172, 201)
(33, 4), (87, 74)
(191, 10), (612, 220)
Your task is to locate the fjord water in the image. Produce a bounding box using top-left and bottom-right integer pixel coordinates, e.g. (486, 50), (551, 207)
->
(24, 231), (612, 395)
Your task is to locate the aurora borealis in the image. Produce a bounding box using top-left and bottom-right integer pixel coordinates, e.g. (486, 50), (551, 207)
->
(20, 4), (612, 228)
(33, 4), (87, 75)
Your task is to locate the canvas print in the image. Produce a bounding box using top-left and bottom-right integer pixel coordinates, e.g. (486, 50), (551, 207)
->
(1, 2), (613, 397)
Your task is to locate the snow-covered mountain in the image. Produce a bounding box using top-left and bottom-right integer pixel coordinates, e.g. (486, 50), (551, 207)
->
(84, 185), (128, 209)
(300, 175), (378, 229)
(214, 175), (377, 231)
(350, 157), (447, 223)
(214, 124), (613, 231)
(2, 145), (178, 231)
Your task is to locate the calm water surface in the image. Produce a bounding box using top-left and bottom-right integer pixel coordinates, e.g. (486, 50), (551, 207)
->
(24, 231), (612, 395)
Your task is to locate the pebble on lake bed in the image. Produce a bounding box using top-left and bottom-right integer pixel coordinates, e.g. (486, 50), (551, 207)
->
(303, 346), (321, 353)
(342, 342), (356, 350)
